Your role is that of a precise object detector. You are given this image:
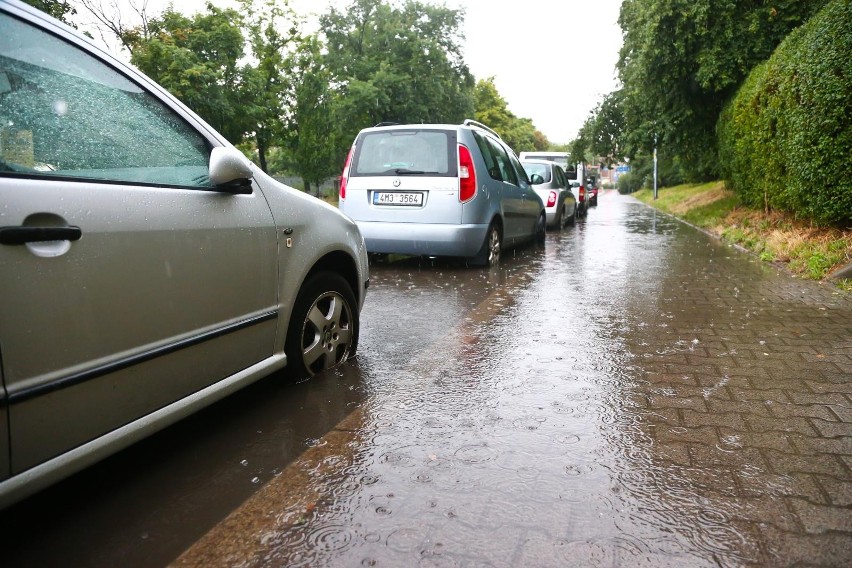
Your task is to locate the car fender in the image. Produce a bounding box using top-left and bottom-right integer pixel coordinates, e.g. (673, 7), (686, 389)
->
(252, 169), (368, 359)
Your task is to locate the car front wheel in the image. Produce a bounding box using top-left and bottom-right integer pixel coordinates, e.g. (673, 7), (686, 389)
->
(285, 272), (358, 380)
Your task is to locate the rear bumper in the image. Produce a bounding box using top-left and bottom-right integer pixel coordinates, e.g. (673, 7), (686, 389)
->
(544, 207), (559, 226)
(355, 221), (488, 257)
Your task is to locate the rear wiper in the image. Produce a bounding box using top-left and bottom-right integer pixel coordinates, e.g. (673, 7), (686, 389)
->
(393, 168), (426, 175)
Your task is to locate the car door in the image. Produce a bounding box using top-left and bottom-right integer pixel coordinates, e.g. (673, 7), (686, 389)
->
(506, 148), (541, 235)
(553, 165), (571, 213)
(0, 12), (278, 474)
(483, 137), (527, 241)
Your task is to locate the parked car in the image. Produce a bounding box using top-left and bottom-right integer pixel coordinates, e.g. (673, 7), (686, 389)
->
(339, 120), (546, 267)
(570, 180), (589, 216)
(518, 151), (571, 172)
(521, 159), (577, 228)
(587, 179), (599, 207)
(0, 0), (369, 508)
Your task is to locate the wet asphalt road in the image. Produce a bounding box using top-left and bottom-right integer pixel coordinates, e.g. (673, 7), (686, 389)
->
(2, 190), (851, 567)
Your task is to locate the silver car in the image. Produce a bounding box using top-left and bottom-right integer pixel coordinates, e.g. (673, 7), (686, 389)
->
(339, 120), (546, 267)
(521, 159), (577, 229)
(0, 0), (368, 508)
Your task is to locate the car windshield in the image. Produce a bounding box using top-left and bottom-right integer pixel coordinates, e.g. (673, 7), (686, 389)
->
(353, 129), (454, 177)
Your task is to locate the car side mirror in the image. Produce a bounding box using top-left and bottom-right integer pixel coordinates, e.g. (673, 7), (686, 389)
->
(530, 174), (544, 185)
(209, 147), (253, 194)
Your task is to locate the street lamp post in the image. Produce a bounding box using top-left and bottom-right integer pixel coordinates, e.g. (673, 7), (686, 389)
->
(653, 133), (658, 200)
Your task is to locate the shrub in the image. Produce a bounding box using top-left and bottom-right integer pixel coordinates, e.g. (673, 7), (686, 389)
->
(617, 172), (643, 194)
(717, 0), (852, 226)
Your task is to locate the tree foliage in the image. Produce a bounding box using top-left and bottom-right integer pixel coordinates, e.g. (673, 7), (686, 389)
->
(21, 0), (76, 25)
(284, 36), (346, 194)
(126, 4), (249, 143)
(73, 0), (546, 188)
(717, 0), (851, 226)
(237, 0), (302, 173)
(567, 90), (627, 169)
(320, 0), (474, 144)
(616, 0), (830, 181)
(473, 78), (546, 153)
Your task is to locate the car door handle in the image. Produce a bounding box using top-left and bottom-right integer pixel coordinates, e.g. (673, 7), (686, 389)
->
(0, 226), (82, 245)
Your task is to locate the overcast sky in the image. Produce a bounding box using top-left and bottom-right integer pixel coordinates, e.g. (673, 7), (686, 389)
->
(76, 0), (624, 144)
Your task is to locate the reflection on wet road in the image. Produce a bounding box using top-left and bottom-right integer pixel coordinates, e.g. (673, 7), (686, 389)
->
(173, 191), (851, 567)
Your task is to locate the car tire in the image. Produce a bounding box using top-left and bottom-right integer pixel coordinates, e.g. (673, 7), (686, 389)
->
(285, 272), (358, 380)
(472, 221), (502, 267)
(535, 213), (546, 244)
(566, 206), (576, 226)
(558, 205), (569, 229)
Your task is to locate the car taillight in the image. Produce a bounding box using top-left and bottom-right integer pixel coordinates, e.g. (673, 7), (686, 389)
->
(339, 147), (353, 201)
(579, 185), (586, 201)
(547, 191), (557, 207)
(458, 144), (476, 202)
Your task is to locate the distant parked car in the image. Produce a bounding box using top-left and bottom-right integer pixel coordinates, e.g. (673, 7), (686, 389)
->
(521, 159), (577, 228)
(587, 179), (599, 207)
(518, 151), (571, 171)
(0, 0), (368, 508)
(339, 120), (546, 267)
(570, 180), (589, 216)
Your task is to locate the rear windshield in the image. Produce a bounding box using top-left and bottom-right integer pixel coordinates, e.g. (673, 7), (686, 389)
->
(352, 129), (456, 177)
(522, 162), (551, 183)
(520, 153), (576, 177)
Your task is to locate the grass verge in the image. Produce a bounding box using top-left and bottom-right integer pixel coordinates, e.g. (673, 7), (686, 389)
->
(632, 182), (851, 290)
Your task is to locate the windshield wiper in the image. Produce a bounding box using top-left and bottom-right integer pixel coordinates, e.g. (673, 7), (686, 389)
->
(393, 168), (427, 175)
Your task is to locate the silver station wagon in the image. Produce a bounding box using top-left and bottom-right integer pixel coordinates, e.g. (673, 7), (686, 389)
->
(339, 120), (546, 267)
(0, 0), (368, 508)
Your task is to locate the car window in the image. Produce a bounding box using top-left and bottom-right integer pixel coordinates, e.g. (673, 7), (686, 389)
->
(352, 129), (454, 176)
(506, 150), (529, 185)
(554, 166), (565, 187)
(522, 162), (550, 183)
(0, 12), (213, 188)
(485, 138), (518, 186)
(472, 131), (501, 181)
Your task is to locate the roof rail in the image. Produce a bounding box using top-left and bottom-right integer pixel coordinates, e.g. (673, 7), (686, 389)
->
(462, 119), (501, 140)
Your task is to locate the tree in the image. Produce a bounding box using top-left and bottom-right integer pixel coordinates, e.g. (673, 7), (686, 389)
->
(320, 0), (475, 157)
(616, 0), (830, 180)
(238, 0), (303, 173)
(283, 36), (347, 194)
(473, 78), (536, 152)
(124, 4), (249, 143)
(21, 0), (76, 24)
(588, 90), (625, 167)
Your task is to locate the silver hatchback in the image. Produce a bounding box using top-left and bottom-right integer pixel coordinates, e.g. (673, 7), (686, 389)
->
(0, 0), (368, 508)
(339, 120), (546, 267)
(522, 159), (577, 229)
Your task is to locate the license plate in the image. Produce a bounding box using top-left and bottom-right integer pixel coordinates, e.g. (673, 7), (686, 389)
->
(373, 191), (423, 206)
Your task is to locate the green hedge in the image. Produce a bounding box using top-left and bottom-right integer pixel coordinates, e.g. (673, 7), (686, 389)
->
(718, 0), (852, 226)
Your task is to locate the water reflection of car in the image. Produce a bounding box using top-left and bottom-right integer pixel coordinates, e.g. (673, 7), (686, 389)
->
(0, 0), (369, 508)
(521, 159), (577, 229)
(339, 120), (546, 267)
